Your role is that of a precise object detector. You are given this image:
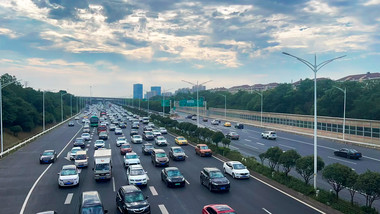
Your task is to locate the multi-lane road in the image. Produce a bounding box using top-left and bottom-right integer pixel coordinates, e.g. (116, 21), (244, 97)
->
(0, 109), (326, 214)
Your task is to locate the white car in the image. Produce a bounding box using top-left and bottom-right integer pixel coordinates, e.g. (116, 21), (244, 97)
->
(127, 164), (148, 186)
(223, 161), (250, 179)
(58, 165), (80, 187)
(131, 135), (143, 144)
(75, 116), (80, 120)
(123, 152), (141, 168)
(261, 131), (277, 140)
(70, 147), (82, 160)
(116, 137), (127, 147)
(152, 130), (162, 137)
(94, 140), (105, 150)
(155, 136), (168, 146)
(211, 120), (220, 125)
(114, 128), (123, 135)
(159, 127), (167, 134)
(81, 133), (91, 141)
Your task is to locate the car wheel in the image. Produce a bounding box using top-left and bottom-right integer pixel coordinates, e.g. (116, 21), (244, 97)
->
(208, 184), (212, 192)
(200, 177), (204, 186)
(232, 173), (235, 179)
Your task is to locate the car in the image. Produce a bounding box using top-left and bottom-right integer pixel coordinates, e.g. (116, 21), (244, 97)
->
(40, 150), (57, 164)
(74, 151), (88, 168)
(58, 165), (79, 187)
(127, 165), (148, 186)
(202, 204), (236, 214)
(70, 147), (82, 160)
(109, 124), (116, 131)
(81, 133), (91, 141)
(119, 122), (127, 128)
(159, 127), (167, 134)
(161, 167), (185, 187)
(191, 115), (197, 120)
(79, 191), (107, 214)
(175, 136), (188, 145)
(334, 148), (362, 159)
(261, 131), (277, 140)
(116, 185), (150, 214)
(131, 135), (143, 144)
(143, 126), (153, 131)
(68, 121), (75, 127)
(82, 127), (90, 133)
(120, 143), (132, 155)
(75, 116), (80, 120)
(73, 137), (85, 148)
(151, 149), (169, 167)
(124, 152), (141, 168)
(203, 118), (208, 122)
(152, 129), (162, 137)
(94, 140), (105, 150)
(155, 136), (168, 146)
(223, 161), (250, 179)
(142, 119), (149, 124)
(97, 125), (107, 134)
(142, 143), (154, 155)
(147, 122), (155, 128)
(200, 168), (230, 192)
(186, 114), (195, 119)
(143, 131), (154, 141)
(169, 146), (186, 161)
(235, 123), (244, 129)
(99, 131), (108, 140)
(224, 122), (231, 127)
(130, 129), (139, 136)
(211, 120), (220, 125)
(114, 128), (123, 135)
(116, 138), (127, 147)
(131, 122), (139, 129)
(226, 132), (239, 140)
(195, 144), (212, 157)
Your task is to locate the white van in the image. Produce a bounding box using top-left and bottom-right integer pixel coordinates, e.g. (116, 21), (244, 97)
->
(75, 150), (88, 168)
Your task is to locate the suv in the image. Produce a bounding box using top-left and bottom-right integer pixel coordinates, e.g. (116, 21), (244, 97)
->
(195, 144), (212, 157)
(142, 131), (154, 141)
(151, 149), (169, 167)
(142, 143), (154, 155)
(200, 167), (230, 192)
(261, 131), (277, 140)
(235, 123), (244, 129)
(79, 191), (107, 214)
(116, 185), (150, 214)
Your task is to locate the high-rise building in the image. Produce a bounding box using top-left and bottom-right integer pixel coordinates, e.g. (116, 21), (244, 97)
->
(133, 84), (143, 99)
(151, 86), (161, 96)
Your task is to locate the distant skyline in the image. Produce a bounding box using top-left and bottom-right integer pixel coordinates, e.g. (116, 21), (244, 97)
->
(1, 0), (379, 97)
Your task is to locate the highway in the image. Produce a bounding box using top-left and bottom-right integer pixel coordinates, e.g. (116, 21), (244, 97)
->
(0, 107), (324, 214)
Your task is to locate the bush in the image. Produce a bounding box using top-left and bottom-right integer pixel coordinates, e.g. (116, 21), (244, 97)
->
(10, 125), (23, 136)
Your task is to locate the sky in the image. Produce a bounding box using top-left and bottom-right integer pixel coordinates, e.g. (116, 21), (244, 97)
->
(0, 0), (379, 97)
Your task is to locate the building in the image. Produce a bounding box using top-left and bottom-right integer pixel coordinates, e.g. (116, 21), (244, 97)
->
(337, 72), (380, 82)
(145, 91), (158, 99)
(133, 84), (143, 99)
(151, 86), (161, 96)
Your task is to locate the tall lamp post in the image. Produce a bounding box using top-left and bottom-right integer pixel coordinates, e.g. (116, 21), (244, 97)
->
(283, 52), (346, 189)
(252, 90), (263, 126)
(182, 80), (212, 127)
(61, 92), (68, 122)
(334, 86), (347, 140)
(1, 78), (17, 153)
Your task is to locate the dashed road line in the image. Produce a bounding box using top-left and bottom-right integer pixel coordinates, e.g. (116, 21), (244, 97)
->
(244, 139), (252, 142)
(328, 156), (357, 165)
(279, 144), (296, 150)
(112, 177), (116, 192)
(158, 204), (169, 214)
(244, 144), (259, 150)
(185, 179), (190, 185)
(149, 186), (158, 196)
(64, 193), (74, 205)
(256, 142), (265, 146)
(262, 208), (272, 214)
(248, 136), (258, 140)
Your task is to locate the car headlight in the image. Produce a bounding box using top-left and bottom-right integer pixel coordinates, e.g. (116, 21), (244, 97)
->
(211, 182), (218, 185)
(50, 157), (54, 159)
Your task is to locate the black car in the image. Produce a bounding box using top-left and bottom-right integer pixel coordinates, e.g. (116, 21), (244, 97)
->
(119, 123), (127, 129)
(235, 123), (244, 129)
(73, 138), (85, 148)
(68, 121), (75, 127)
(142, 143), (154, 155)
(143, 131), (154, 141)
(99, 131), (108, 140)
(39, 150), (57, 164)
(169, 146), (186, 161)
(200, 168), (230, 192)
(161, 167), (185, 187)
(226, 132), (239, 140)
(334, 148), (362, 159)
(116, 185), (150, 214)
(186, 114), (195, 119)
(130, 130), (139, 136)
(79, 191), (107, 214)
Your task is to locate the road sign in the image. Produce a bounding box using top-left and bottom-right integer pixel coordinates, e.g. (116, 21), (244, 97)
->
(179, 98), (203, 107)
(161, 100), (170, 107)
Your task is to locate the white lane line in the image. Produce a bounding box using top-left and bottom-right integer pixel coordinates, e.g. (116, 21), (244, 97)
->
(362, 155), (380, 162)
(229, 145), (240, 150)
(244, 144), (259, 150)
(158, 204), (169, 214)
(77, 169), (82, 173)
(244, 139), (252, 142)
(248, 136), (258, 140)
(64, 152), (71, 161)
(262, 208), (272, 214)
(64, 193), (74, 205)
(256, 142), (265, 146)
(185, 179), (190, 185)
(149, 186), (158, 196)
(328, 156), (357, 165)
(112, 177), (116, 192)
(279, 144), (296, 150)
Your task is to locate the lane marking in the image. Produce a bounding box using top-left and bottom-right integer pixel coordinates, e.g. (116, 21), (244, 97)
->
(158, 204), (169, 214)
(248, 136), (258, 140)
(244, 139), (252, 142)
(64, 193), (74, 205)
(244, 144), (259, 150)
(229, 145), (240, 150)
(327, 156), (357, 165)
(149, 186), (158, 196)
(112, 177), (116, 192)
(64, 152), (71, 161)
(77, 169), (82, 173)
(279, 144), (296, 150)
(256, 142), (265, 146)
(185, 179), (190, 185)
(262, 208), (272, 214)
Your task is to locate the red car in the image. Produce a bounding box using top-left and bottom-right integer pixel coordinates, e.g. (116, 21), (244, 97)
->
(120, 144), (132, 155)
(202, 204), (236, 214)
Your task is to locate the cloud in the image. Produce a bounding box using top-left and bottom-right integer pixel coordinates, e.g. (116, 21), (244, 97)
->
(0, 28), (20, 38)
(363, 0), (380, 6)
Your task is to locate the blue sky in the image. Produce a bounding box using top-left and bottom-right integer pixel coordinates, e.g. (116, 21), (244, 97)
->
(0, 0), (379, 97)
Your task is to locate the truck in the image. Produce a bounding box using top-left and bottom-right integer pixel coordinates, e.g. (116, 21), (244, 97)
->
(93, 149), (112, 181)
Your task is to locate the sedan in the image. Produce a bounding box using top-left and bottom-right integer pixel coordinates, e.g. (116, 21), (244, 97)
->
(81, 133), (91, 141)
(211, 120), (220, 125)
(68, 121), (75, 127)
(109, 124), (116, 131)
(142, 143), (154, 155)
(98, 131), (108, 140)
(40, 150), (57, 164)
(73, 138), (85, 148)
(116, 139), (127, 147)
(175, 136), (188, 145)
(223, 161), (250, 179)
(131, 135), (143, 144)
(226, 132), (239, 140)
(161, 167), (185, 187)
(159, 127), (167, 134)
(155, 136), (168, 146)
(202, 204), (236, 214)
(334, 148), (362, 159)
(169, 147), (186, 161)
(94, 140), (105, 150)
(120, 144), (132, 155)
(224, 122), (231, 127)
(70, 147), (82, 160)
(124, 152), (141, 168)
(130, 130), (139, 136)
(58, 165), (79, 187)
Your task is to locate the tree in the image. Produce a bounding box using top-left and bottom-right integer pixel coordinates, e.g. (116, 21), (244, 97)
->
(322, 163), (354, 199)
(278, 150), (301, 176)
(221, 138), (231, 147)
(295, 156), (325, 185)
(10, 125), (23, 136)
(345, 169), (358, 205)
(265, 147), (283, 171)
(259, 152), (267, 165)
(212, 131), (225, 148)
(355, 170), (380, 208)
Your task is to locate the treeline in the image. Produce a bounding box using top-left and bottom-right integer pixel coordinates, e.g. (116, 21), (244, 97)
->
(1, 73), (81, 135)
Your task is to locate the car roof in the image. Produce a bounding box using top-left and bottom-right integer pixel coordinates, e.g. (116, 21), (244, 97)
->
(143, 143), (153, 146)
(153, 149), (165, 153)
(165, 167), (179, 171)
(171, 146), (181, 149)
(208, 204), (233, 211)
(129, 164), (143, 170)
(43, 149), (55, 153)
(204, 167), (220, 172)
(125, 152), (137, 155)
(81, 191), (102, 207)
(72, 147), (82, 150)
(62, 165), (76, 170)
(227, 161), (242, 164)
(121, 185), (141, 193)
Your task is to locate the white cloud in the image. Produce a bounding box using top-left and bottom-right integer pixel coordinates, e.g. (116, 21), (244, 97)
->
(303, 0), (338, 15)
(363, 0), (380, 6)
(0, 28), (19, 38)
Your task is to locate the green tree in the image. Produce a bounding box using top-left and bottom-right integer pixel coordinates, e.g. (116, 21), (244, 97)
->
(322, 163), (354, 199)
(259, 152), (267, 165)
(278, 150), (301, 176)
(10, 125), (23, 136)
(295, 156), (325, 185)
(345, 169), (358, 205)
(265, 147), (283, 171)
(212, 131), (225, 148)
(356, 170), (380, 208)
(221, 138), (231, 148)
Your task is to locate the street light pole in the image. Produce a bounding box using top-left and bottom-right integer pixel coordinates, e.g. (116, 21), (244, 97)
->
(283, 52), (346, 189)
(252, 90), (263, 126)
(334, 86), (347, 140)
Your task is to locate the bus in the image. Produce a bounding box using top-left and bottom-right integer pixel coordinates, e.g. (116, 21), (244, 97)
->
(90, 116), (99, 127)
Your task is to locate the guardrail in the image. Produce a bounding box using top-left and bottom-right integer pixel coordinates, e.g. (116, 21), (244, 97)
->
(0, 114), (80, 159)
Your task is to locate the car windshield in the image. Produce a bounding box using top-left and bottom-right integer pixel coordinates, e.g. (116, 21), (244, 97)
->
(76, 155), (86, 160)
(156, 153), (166, 158)
(42, 151), (54, 156)
(145, 132), (153, 135)
(160, 128), (166, 130)
(173, 148), (183, 153)
(178, 137), (185, 141)
(61, 169), (77, 176)
(145, 145), (153, 149)
(82, 134), (89, 137)
(72, 148), (81, 153)
(76, 138), (84, 143)
(233, 163), (246, 169)
(200, 146), (209, 150)
(121, 144), (130, 148)
(133, 136), (141, 139)
(210, 171), (224, 178)
(348, 149), (358, 153)
(167, 170), (182, 177)
(95, 163), (110, 171)
(157, 136), (165, 140)
(126, 154), (138, 159)
(81, 205), (104, 214)
(95, 140), (104, 144)
(231, 132), (238, 135)
(130, 169), (145, 175)
(125, 192), (145, 203)
(118, 137), (126, 140)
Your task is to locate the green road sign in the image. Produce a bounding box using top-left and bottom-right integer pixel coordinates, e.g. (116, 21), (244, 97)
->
(161, 100), (170, 107)
(179, 98), (203, 107)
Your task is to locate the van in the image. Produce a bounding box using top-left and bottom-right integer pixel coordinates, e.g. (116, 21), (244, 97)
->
(78, 191), (108, 214)
(75, 150), (88, 168)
